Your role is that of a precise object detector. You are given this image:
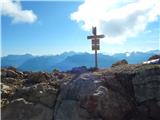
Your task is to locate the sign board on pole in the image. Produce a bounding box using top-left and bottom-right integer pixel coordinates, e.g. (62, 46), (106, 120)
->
(92, 39), (99, 44)
(92, 45), (100, 50)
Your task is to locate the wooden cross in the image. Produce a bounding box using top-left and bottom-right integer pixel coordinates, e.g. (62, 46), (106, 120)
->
(87, 27), (105, 69)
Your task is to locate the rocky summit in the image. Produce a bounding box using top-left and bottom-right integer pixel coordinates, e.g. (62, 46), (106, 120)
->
(1, 63), (160, 120)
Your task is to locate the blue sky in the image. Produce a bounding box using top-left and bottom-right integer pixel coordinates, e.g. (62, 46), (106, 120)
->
(1, 0), (160, 56)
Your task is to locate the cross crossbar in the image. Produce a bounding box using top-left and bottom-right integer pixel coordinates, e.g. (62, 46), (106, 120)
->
(87, 35), (105, 39)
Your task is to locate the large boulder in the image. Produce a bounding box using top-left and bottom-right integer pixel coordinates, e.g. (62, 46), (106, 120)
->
(54, 73), (134, 120)
(54, 64), (160, 120)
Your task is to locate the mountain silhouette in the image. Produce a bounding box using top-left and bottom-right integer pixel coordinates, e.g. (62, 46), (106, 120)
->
(1, 50), (159, 72)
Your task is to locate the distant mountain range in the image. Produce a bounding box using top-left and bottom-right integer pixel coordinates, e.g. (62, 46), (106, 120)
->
(1, 50), (160, 72)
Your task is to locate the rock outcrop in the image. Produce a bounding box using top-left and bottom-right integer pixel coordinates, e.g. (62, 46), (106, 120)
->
(54, 72), (134, 120)
(148, 54), (160, 60)
(112, 59), (128, 67)
(1, 68), (69, 120)
(1, 64), (160, 120)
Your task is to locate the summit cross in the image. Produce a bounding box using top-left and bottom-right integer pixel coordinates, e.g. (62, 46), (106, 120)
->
(87, 27), (105, 69)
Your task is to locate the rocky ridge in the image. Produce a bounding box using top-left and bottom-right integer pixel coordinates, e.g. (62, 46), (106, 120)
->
(1, 63), (160, 120)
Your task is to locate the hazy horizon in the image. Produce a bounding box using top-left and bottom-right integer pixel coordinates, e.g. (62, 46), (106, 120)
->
(1, 49), (160, 57)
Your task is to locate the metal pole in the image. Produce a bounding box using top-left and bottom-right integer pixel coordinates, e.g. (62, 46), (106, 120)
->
(95, 49), (98, 69)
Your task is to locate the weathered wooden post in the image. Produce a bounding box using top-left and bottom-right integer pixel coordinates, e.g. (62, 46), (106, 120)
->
(87, 27), (105, 69)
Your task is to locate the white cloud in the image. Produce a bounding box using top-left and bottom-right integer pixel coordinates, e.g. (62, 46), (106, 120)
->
(1, 0), (37, 24)
(71, 0), (160, 44)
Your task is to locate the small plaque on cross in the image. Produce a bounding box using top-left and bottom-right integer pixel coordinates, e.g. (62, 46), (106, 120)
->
(92, 39), (100, 45)
(92, 45), (100, 50)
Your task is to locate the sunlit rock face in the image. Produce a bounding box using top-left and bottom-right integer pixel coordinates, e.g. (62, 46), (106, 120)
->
(1, 67), (64, 120)
(54, 72), (134, 120)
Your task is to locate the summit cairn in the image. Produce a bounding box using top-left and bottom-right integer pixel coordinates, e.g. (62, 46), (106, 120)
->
(87, 27), (105, 69)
